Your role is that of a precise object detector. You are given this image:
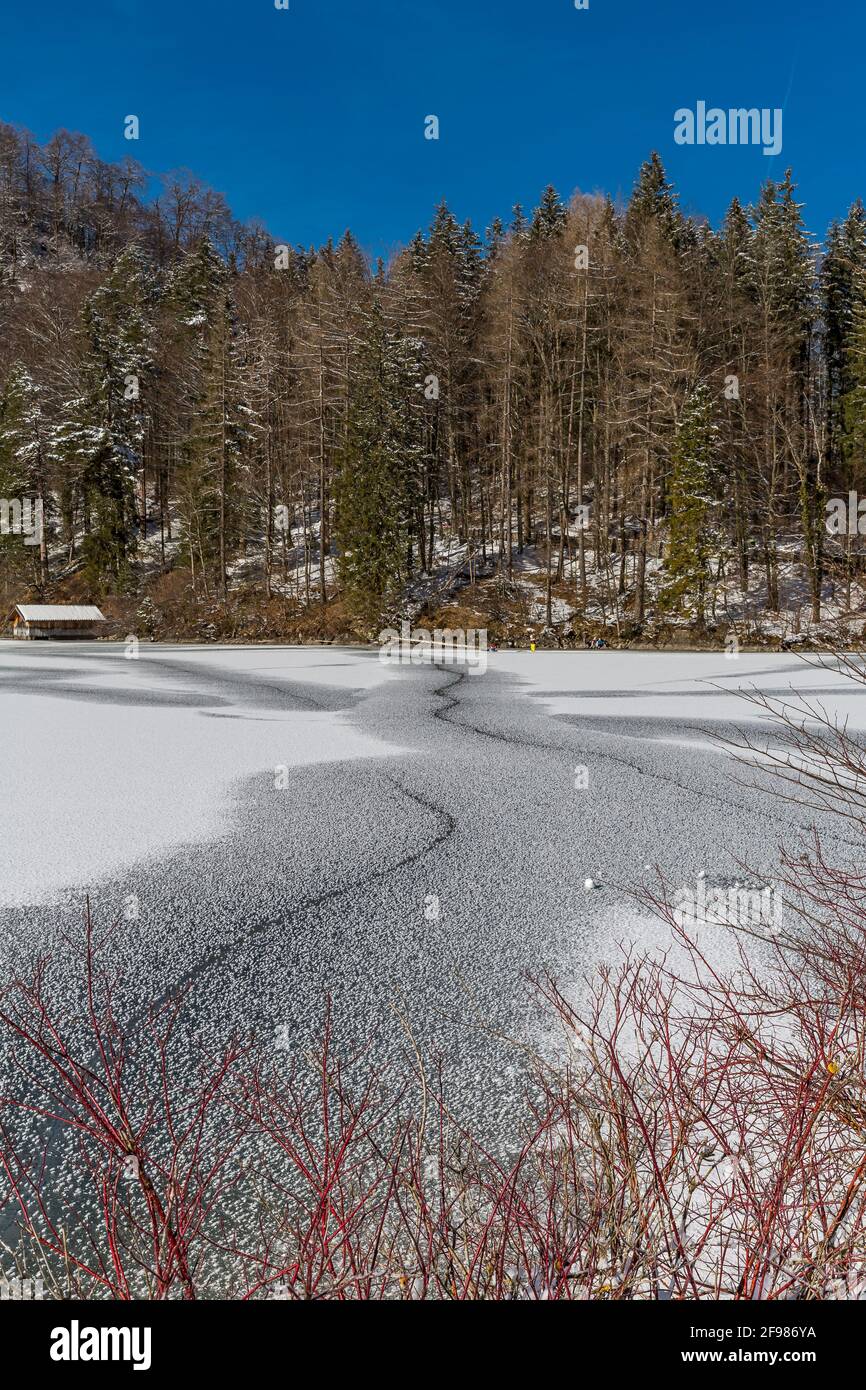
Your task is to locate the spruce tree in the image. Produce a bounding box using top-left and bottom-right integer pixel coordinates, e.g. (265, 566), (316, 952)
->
(842, 264), (866, 483)
(334, 307), (422, 626)
(164, 238), (247, 599)
(662, 386), (717, 620)
(0, 363), (48, 587)
(530, 185), (567, 240)
(716, 197), (756, 591)
(623, 153), (682, 249)
(823, 201), (866, 473)
(746, 173), (816, 611)
(51, 245), (156, 590)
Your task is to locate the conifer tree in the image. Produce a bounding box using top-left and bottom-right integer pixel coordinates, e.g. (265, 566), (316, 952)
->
(715, 197), (757, 592)
(623, 152), (682, 249)
(747, 173), (815, 610)
(0, 363), (49, 587)
(51, 245), (155, 589)
(165, 238), (247, 598)
(824, 201), (866, 473)
(662, 385), (717, 620)
(530, 185), (568, 241)
(334, 307), (422, 626)
(842, 264), (866, 490)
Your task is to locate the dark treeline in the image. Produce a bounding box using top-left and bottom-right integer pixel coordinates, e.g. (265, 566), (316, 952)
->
(2, 122), (866, 633)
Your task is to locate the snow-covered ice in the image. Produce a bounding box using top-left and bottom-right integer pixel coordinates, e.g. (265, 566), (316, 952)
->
(489, 649), (866, 727)
(0, 643), (405, 907)
(0, 641), (859, 1141)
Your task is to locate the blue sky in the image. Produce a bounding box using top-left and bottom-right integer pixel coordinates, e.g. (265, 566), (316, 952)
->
(0, 0), (858, 256)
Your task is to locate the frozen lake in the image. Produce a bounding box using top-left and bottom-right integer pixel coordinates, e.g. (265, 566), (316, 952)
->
(0, 642), (862, 1134)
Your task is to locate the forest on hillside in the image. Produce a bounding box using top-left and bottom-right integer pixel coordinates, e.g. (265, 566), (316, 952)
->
(2, 122), (866, 643)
